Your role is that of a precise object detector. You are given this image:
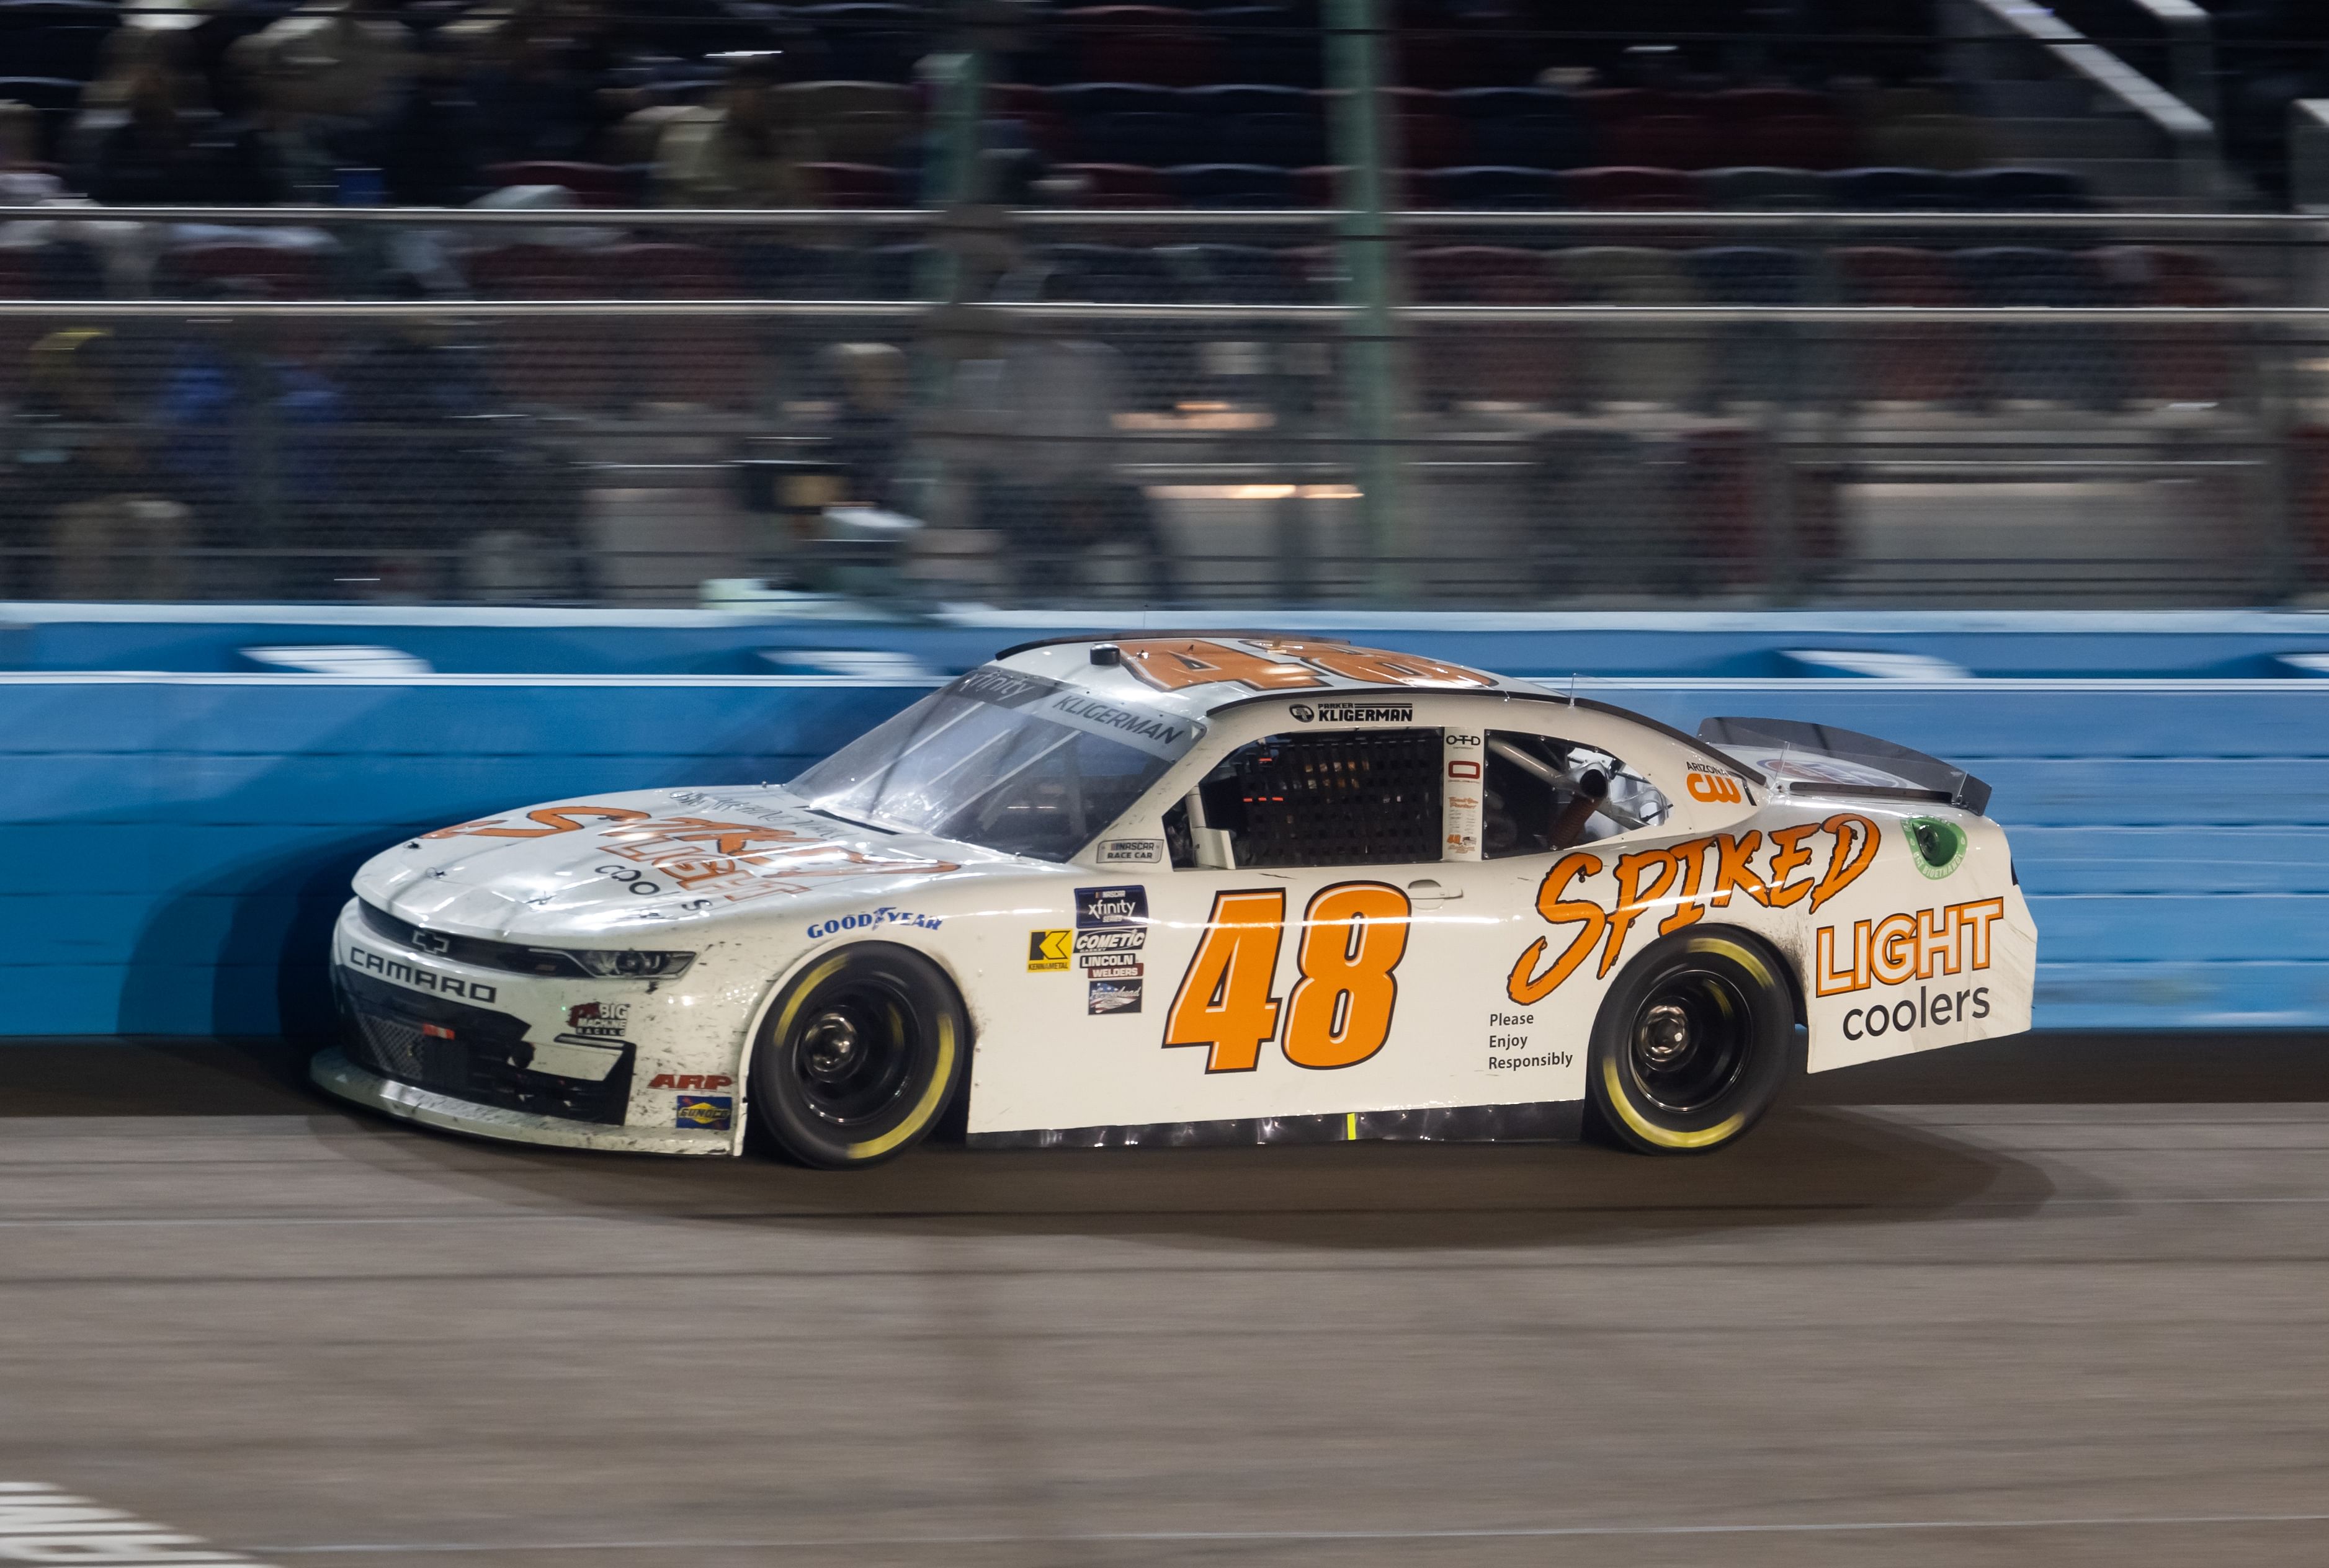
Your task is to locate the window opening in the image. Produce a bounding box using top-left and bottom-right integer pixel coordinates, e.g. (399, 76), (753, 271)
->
(1481, 732), (1671, 858)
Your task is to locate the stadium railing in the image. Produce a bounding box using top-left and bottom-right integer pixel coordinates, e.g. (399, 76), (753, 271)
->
(4, 203), (2326, 608)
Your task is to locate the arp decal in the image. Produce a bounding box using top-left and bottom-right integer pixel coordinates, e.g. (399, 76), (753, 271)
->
(675, 1094), (733, 1130)
(1813, 896), (2007, 996)
(649, 1072), (736, 1091)
(1506, 814), (1880, 1005)
(1164, 883), (1412, 1074)
(1027, 929), (1072, 971)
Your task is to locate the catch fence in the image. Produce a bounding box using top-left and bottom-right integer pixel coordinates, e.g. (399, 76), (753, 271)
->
(4, 204), (2328, 607)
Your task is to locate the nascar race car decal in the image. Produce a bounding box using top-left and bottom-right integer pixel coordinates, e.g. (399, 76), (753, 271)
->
(314, 636), (2036, 1165)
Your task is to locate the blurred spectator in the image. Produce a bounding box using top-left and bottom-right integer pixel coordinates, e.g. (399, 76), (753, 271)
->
(86, 61), (218, 205)
(379, 38), (486, 206)
(653, 51), (826, 209)
(822, 342), (911, 511)
(337, 286), (501, 595)
(237, 0), (418, 128)
(8, 328), (192, 600)
(468, 0), (625, 166)
(154, 295), (344, 593)
(963, 265), (1179, 600)
(0, 102), (65, 207)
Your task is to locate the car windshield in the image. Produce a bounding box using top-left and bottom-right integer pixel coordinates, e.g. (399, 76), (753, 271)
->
(790, 666), (1204, 862)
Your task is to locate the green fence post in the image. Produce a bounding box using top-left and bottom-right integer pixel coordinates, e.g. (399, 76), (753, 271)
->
(1325, 0), (1403, 602)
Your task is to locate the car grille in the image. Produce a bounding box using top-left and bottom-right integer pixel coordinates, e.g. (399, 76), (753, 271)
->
(356, 901), (593, 979)
(336, 969), (633, 1125)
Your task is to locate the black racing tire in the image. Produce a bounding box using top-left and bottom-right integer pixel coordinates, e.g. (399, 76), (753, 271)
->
(1585, 928), (1793, 1156)
(749, 943), (968, 1170)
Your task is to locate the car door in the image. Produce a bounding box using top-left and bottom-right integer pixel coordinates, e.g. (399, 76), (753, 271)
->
(1120, 721), (1524, 1126)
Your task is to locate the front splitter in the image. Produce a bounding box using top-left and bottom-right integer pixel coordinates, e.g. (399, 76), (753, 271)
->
(310, 1048), (734, 1156)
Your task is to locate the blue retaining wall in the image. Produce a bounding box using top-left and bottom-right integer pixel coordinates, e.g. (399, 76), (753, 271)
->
(12, 604), (2329, 679)
(0, 667), (2319, 1037)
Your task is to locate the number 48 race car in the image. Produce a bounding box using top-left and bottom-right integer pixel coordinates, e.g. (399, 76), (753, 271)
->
(315, 636), (2036, 1167)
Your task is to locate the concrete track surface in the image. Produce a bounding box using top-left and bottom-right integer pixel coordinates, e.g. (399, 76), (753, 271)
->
(3, 1035), (2328, 1567)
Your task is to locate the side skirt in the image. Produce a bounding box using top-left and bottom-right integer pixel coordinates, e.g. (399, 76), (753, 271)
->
(968, 1099), (1583, 1151)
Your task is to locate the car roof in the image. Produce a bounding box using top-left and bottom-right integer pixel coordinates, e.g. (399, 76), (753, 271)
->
(985, 634), (1765, 784)
(990, 634), (1521, 719)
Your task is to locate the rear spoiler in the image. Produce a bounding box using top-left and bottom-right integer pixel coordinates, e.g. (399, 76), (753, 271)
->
(1696, 717), (1992, 816)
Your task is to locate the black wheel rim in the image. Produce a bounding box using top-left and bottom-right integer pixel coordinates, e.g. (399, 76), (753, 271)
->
(1625, 966), (1751, 1115)
(790, 977), (919, 1128)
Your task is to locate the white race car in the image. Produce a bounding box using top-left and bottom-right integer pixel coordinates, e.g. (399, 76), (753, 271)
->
(314, 636), (2036, 1166)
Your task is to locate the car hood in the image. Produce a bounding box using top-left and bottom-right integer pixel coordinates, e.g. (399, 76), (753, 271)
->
(353, 785), (1024, 942)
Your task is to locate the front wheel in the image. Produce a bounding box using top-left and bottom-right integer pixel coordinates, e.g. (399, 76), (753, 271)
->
(1586, 930), (1793, 1155)
(749, 944), (968, 1169)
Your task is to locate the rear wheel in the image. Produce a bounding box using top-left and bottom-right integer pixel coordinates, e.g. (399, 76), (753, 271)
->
(1586, 930), (1792, 1155)
(749, 945), (967, 1169)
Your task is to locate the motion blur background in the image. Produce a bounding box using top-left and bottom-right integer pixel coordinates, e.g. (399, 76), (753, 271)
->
(5, 0), (2329, 605)
(7, 7), (2329, 1562)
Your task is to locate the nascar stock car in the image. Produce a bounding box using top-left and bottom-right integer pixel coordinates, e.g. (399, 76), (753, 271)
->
(315, 635), (2036, 1167)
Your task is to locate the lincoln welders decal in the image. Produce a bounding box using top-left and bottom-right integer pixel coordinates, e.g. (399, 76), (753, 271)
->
(1506, 814), (1880, 1004)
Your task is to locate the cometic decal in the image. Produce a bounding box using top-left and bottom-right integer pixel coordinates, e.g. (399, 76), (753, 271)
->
(1506, 814), (1881, 1004)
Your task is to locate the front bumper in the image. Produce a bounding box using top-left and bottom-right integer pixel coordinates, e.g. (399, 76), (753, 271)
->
(320, 898), (749, 1155)
(313, 1048), (726, 1156)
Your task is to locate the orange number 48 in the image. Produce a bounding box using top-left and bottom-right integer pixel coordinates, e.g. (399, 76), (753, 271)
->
(1163, 884), (1413, 1074)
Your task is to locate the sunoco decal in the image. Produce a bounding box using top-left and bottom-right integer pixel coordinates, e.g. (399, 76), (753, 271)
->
(675, 1094), (733, 1130)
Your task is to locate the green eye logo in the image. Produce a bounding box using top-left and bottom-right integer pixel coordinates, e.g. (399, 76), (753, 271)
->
(1905, 817), (1967, 880)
